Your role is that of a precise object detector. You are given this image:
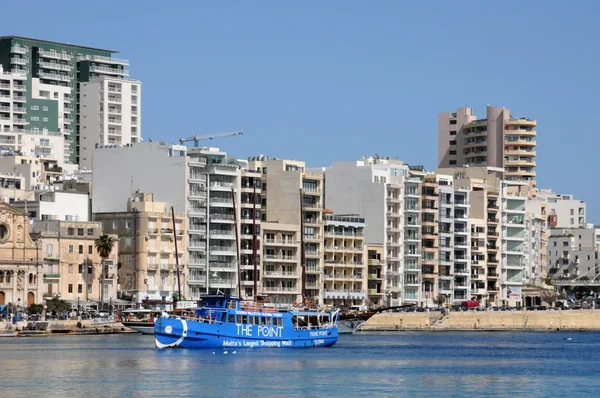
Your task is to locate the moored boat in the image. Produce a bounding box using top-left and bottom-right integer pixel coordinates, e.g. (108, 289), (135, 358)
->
(154, 295), (339, 349)
(0, 331), (20, 337)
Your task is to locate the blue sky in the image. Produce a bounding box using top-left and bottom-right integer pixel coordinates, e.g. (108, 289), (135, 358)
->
(5, 1), (600, 221)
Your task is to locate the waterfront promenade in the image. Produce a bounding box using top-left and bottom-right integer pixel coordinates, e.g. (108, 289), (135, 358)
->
(1, 319), (135, 336)
(359, 309), (600, 332)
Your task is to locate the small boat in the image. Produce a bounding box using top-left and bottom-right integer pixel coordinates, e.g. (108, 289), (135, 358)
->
(0, 331), (20, 337)
(154, 295), (339, 349)
(120, 309), (160, 334)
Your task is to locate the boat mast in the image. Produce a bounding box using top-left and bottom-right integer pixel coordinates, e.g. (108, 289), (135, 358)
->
(300, 188), (306, 305)
(231, 188), (242, 299)
(171, 206), (182, 307)
(252, 183), (258, 302)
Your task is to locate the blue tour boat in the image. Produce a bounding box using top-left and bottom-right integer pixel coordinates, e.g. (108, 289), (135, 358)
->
(154, 295), (339, 349)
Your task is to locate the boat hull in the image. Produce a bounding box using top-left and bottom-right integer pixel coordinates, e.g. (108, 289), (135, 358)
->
(122, 321), (155, 335)
(154, 317), (338, 349)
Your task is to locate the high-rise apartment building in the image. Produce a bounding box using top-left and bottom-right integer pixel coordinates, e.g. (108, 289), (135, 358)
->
(417, 172), (471, 307)
(324, 156), (421, 306)
(79, 76), (141, 170)
(0, 36), (138, 165)
(323, 213), (367, 307)
(92, 142), (242, 300)
(438, 105), (537, 187)
(0, 66), (67, 163)
(247, 157), (325, 305)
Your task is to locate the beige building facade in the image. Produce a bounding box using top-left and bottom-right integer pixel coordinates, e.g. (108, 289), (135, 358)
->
(94, 192), (186, 306)
(366, 245), (385, 306)
(0, 203), (42, 307)
(30, 219), (117, 307)
(438, 105), (537, 187)
(323, 213), (367, 307)
(247, 157), (325, 305)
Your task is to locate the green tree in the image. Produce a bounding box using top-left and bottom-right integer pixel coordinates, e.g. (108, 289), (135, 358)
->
(95, 234), (115, 311)
(46, 297), (71, 313)
(433, 294), (446, 308)
(26, 303), (44, 315)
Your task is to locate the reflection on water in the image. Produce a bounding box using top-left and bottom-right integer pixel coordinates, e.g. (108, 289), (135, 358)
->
(1, 332), (599, 397)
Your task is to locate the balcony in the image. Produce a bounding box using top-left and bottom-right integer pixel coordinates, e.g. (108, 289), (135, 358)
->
(43, 273), (60, 279)
(89, 65), (129, 76)
(38, 49), (71, 60)
(11, 46), (28, 54)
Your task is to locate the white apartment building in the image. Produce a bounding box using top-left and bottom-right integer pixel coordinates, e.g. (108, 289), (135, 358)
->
(548, 227), (600, 285)
(13, 189), (89, 221)
(537, 189), (586, 228)
(79, 76), (141, 170)
(0, 66), (28, 136)
(0, 67), (67, 164)
(501, 182), (528, 306)
(92, 142), (244, 300)
(324, 156), (421, 306)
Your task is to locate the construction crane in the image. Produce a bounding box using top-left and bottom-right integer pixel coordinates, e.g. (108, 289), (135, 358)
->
(179, 131), (244, 147)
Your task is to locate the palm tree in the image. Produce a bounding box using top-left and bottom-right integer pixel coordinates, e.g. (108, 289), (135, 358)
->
(95, 234), (115, 311)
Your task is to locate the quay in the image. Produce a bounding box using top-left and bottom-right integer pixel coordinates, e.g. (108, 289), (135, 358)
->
(1, 319), (138, 337)
(358, 309), (600, 332)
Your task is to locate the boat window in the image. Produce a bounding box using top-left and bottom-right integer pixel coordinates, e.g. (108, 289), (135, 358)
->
(228, 300), (237, 309)
(227, 314), (235, 323)
(274, 318), (283, 327)
(263, 317), (273, 326)
(235, 315), (241, 324)
(241, 315), (249, 324)
(259, 317), (267, 325)
(248, 316), (256, 325)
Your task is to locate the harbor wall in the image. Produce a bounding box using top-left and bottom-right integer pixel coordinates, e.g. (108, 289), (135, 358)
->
(359, 310), (600, 331)
(1, 319), (136, 336)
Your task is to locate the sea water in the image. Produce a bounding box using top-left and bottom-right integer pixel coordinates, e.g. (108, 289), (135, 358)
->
(1, 331), (599, 397)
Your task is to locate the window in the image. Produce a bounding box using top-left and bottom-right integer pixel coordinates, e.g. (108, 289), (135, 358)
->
(449, 150), (456, 155)
(42, 117), (48, 122)
(570, 218), (574, 225)
(30, 116), (39, 121)
(88, 245), (93, 254)
(31, 105), (39, 110)
(87, 284), (92, 294)
(78, 284), (83, 294)
(126, 255), (132, 264)
(449, 140), (457, 145)
(126, 221), (132, 229)
(68, 284), (73, 293)
(78, 245), (84, 254)
(449, 160), (457, 165)
(69, 264), (73, 273)
(570, 209), (574, 216)
(112, 221), (118, 229)
(77, 228), (84, 236)
(68, 245), (74, 253)
(43, 106), (49, 111)
(78, 264), (84, 274)
(449, 130), (457, 135)
(68, 227), (74, 236)
(87, 228), (94, 236)
(449, 120), (457, 125)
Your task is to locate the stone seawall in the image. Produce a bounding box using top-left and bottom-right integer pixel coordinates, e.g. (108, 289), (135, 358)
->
(359, 310), (600, 332)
